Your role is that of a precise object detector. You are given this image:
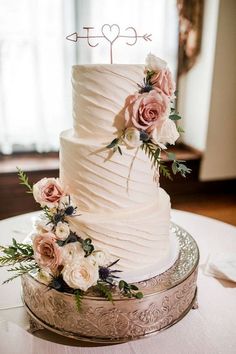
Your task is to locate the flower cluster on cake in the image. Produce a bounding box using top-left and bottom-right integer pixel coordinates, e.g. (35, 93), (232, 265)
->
(0, 54), (190, 309)
(106, 54), (190, 179)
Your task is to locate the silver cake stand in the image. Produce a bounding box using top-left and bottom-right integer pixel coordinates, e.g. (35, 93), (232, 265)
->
(21, 223), (199, 343)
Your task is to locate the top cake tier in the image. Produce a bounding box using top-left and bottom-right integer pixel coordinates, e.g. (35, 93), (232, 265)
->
(72, 64), (144, 141)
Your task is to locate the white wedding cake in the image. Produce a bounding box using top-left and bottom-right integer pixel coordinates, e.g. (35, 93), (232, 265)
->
(60, 63), (179, 282)
(1, 54), (197, 342)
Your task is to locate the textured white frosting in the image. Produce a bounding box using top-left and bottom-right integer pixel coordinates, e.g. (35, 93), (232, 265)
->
(72, 64), (144, 142)
(59, 64), (177, 282)
(60, 130), (160, 213)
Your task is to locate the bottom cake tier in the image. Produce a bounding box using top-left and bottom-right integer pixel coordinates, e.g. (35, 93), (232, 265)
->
(21, 222), (199, 343)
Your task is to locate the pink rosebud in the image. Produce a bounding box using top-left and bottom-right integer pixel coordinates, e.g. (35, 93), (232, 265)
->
(33, 178), (64, 208)
(150, 68), (176, 99)
(125, 90), (170, 133)
(33, 232), (62, 274)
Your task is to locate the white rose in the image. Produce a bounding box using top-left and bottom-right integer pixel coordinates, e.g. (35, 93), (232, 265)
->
(145, 53), (167, 72)
(55, 222), (70, 240)
(33, 214), (53, 233)
(61, 242), (84, 265)
(62, 259), (99, 291)
(92, 250), (111, 267)
(151, 119), (179, 148)
(123, 127), (142, 148)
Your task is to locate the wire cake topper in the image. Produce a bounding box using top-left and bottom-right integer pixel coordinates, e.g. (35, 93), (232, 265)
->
(66, 24), (152, 64)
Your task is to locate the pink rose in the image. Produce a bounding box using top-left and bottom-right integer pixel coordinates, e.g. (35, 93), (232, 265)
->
(33, 178), (64, 208)
(33, 232), (62, 273)
(150, 68), (176, 98)
(125, 90), (170, 133)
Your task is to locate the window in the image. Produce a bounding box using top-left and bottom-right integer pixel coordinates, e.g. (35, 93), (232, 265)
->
(0, 0), (178, 154)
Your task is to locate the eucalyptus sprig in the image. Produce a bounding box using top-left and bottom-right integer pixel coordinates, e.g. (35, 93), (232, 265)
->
(16, 167), (33, 193)
(119, 280), (143, 299)
(166, 152), (192, 178)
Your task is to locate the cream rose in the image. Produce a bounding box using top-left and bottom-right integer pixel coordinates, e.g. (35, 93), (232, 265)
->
(62, 259), (99, 291)
(92, 250), (111, 267)
(33, 232), (62, 273)
(33, 178), (64, 208)
(123, 127), (142, 148)
(125, 90), (170, 133)
(151, 68), (176, 99)
(151, 119), (180, 147)
(33, 214), (53, 234)
(55, 222), (70, 241)
(61, 242), (84, 265)
(145, 53), (167, 72)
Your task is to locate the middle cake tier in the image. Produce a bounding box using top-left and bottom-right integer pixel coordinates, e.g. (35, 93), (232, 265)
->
(59, 129), (177, 281)
(60, 129), (162, 213)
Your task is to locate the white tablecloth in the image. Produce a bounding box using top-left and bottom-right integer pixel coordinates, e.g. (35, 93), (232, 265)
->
(0, 210), (236, 354)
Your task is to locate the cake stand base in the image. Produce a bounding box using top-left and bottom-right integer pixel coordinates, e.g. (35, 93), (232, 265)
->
(22, 223), (199, 343)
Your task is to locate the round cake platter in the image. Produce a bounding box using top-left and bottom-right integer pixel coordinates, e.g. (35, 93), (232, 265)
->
(21, 222), (199, 344)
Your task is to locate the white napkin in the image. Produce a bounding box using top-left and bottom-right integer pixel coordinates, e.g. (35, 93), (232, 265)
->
(204, 253), (236, 283)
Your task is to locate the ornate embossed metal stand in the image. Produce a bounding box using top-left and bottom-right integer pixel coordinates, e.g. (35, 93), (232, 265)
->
(21, 223), (199, 343)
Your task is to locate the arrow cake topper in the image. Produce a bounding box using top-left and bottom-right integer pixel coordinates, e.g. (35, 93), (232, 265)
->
(66, 24), (152, 64)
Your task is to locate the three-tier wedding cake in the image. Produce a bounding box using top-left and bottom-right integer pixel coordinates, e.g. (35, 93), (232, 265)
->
(0, 54), (198, 343)
(60, 63), (178, 282)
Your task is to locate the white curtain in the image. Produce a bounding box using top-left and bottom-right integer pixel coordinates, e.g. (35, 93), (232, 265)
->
(0, 0), (178, 154)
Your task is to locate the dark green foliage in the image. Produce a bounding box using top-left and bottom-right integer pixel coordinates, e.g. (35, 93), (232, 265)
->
(118, 280), (144, 299)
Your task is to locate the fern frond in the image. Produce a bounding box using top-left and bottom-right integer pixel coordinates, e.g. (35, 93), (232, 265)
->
(159, 163), (173, 180)
(16, 167), (33, 193)
(74, 290), (84, 311)
(96, 282), (114, 304)
(2, 262), (38, 284)
(0, 239), (34, 267)
(141, 143), (161, 170)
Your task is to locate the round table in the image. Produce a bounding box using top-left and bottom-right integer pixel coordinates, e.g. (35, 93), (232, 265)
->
(0, 210), (235, 354)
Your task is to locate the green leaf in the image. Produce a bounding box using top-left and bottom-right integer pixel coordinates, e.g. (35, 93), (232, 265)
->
(167, 152), (176, 161)
(169, 114), (181, 121)
(74, 290), (83, 312)
(117, 146), (122, 155)
(82, 238), (95, 257)
(146, 70), (155, 82)
(172, 161), (178, 175)
(106, 138), (119, 149)
(135, 292), (144, 299)
(130, 284), (139, 291)
(177, 126), (185, 133)
(172, 161), (191, 177)
(119, 280), (125, 290)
